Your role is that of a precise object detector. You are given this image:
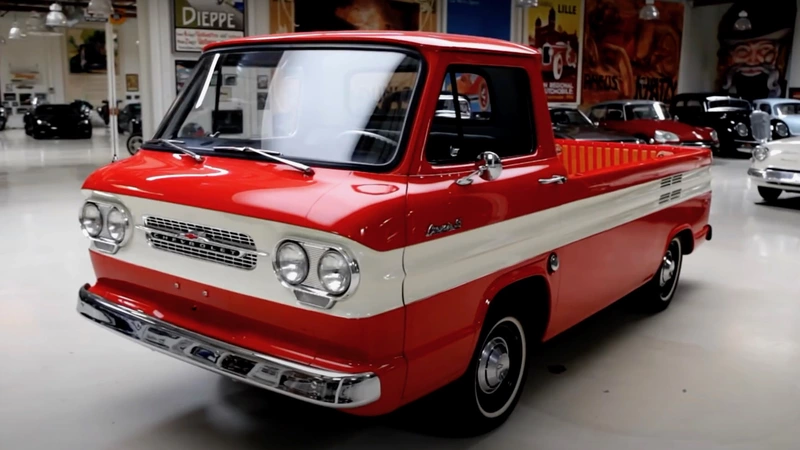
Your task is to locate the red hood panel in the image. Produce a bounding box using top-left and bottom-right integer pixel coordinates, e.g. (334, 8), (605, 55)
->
(81, 150), (408, 250)
(624, 119), (713, 141)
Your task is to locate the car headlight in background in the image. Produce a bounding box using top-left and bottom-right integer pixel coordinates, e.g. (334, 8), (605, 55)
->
(774, 121), (789, 138)
(753, 145), (770, 161)
(710, 130), (719, 143)
(654, 130), (680, 143)
(106, 207), (128, 243)
(79, 202), (103, 237)
(318, 250), (352, 295)
(275, 241), (309, 285)
(735, 122), (748, 137)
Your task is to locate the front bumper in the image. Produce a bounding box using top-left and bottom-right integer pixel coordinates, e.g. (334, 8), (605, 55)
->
(76, 285), (381, 409)
(748, 168), (800, 190)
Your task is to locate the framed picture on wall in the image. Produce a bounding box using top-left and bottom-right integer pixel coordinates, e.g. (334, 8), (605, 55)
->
(257, 92), (268, 110)
(16, 107), (30, 115)
(257, 74), (270, 89)
(3, 93), (16, 102)
(19, 93), (32, 106)
(126, 74), (140, 92)
(224, 75), (237, 86)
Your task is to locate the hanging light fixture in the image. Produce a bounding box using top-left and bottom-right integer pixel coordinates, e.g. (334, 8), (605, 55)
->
(734, 10), (752, 31)
(46, 3), (68, 27)
(639, 0), (660, 20)
(8, 20), (25, 40)
(87, 0), (114, 17)
(26, 12), (62, 36)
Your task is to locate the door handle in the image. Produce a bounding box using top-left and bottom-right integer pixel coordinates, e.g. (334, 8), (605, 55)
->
(539, 175), (567, 185)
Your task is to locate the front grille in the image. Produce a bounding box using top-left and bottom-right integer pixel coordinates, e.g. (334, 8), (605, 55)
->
(143, 216), (258, 270)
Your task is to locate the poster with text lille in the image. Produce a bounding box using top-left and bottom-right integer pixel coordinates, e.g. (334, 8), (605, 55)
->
(528, 0), (582, 103)
(581, 0), (684, 107)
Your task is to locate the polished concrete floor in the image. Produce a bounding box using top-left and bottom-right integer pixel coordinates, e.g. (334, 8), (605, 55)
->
(2, 128), (800, 449)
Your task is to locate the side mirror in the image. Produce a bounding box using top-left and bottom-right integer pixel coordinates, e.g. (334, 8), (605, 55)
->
(456, 151), (503, 186)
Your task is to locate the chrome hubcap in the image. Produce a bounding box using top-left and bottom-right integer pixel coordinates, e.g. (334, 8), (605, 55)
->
(660, 251), (676, 287)
(478, 337), (511, 394)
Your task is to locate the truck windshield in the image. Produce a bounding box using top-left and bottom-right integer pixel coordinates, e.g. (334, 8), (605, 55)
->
(156, 48), (422, 168)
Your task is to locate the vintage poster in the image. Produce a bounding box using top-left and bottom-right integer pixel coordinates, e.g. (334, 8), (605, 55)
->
(528, 0), (582, 103)
(174, 0), (245, 52)
(581, 0), (684, 107)
(716, 0), (795, 100)
(270, 0), (438, 34)
(447, 0), (511, 40)
(66, 29), (118, 74)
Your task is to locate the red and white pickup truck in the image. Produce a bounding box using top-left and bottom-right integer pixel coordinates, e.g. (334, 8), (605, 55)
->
(77, 32), (712, 432)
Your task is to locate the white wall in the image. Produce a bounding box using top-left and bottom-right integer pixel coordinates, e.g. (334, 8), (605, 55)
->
(785, 1), (800, 90)
(677, 3), (728, 94)
(0, 16), (140, 128)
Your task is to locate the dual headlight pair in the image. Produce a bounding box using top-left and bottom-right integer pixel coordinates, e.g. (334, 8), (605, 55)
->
(79, 202), (130, 250)
(274, 241), (357, 297)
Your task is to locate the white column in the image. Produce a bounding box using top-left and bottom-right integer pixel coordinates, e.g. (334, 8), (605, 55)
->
(106, 21), (120, 161)
(785, 0), (800, 92)
(136, 0), (174, 139)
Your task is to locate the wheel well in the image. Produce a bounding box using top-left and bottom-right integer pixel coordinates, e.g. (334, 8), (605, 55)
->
(487, 276), (550, 345)
(675, 228), (694, 255)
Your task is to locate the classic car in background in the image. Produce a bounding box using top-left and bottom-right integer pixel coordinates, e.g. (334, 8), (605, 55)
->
(24, 104), (92, 139)
(752, 98), (800, 141)
(126, 117), (142, 155)
(669, 94), (760, 156)
(588, 100), (718, 150)
(748, 137), (800, 202)
(0, 106), (6, 131)
(118, 102), (141, 135)
(541, 42), (577, 81)
(549, 107), (643, 143)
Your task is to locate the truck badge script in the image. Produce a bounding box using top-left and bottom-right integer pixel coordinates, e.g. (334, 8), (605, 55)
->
(426, 219), (462, 237)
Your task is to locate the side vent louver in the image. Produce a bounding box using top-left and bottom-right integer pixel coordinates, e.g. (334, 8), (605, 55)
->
(660, 174), (684, 188)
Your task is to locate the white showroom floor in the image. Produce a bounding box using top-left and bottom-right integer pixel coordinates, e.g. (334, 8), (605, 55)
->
(2, 128), (800, 450)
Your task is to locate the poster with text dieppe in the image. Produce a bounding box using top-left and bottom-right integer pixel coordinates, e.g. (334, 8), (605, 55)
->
(528, 0), (582, 103)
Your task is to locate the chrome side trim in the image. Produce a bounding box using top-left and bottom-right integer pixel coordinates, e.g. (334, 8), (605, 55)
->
(76, 286), (381, 408)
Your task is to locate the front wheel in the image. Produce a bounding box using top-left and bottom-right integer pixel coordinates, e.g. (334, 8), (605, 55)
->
(639, 237), (683, 313)
(127, 134), (143, 155)
(758, 186), (781, 202)
(444, 312), (529, 434)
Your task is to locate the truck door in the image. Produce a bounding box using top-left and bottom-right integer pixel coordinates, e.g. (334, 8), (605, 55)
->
(401, 60), (568, 396)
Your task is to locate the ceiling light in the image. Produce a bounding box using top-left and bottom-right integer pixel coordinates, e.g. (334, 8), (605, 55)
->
(734, 10), (752, 31)
(26, 12), (62, 37)
(46, 3), (67, 27)
(8, 21), (24, 40)
(639, 0), (659, 20)
(87, 0), (114, 17)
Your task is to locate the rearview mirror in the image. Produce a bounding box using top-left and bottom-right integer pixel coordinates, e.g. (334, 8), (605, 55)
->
(456, 151), (503, 186)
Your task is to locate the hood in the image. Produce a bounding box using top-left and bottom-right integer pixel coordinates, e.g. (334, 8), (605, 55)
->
(625, 119), (714, 141)
(554, 125), (641, 142)
(81, 150), (407, 251)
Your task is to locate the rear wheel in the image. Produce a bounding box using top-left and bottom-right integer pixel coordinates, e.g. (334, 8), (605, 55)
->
(127, 134), (143, 155)
(639, 237), (683, 313)
(444, 308), (529, 434)
(758, 186), (781, 202)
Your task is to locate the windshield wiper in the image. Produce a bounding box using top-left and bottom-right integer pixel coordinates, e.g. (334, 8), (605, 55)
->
(145, 139), (204, 163)
(213, 146), (314, 175)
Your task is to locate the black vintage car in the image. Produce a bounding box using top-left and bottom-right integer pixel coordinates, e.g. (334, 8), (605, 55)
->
(0, 106), (7, 131)
(669, 93), (760, 156)
(126, 117), (143, 155)
(118, 102), (141, 134)
(24, 104), (92, 139)
(549, 107), (643, 143)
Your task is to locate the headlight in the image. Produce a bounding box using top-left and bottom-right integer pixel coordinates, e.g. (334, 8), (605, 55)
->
(81, 119), (90, 125)
(317, 250), (352, 295)
(710, 130), (719, 142)
(106, 207), (128, 243)
(753, 145), (770, 161)
(36, 119), (45, 125)
(735, 122), (748, 136)
(654, 130), (680, 143)
(276, 242), (309, 285)
(775, 121), (789, 137)
(79, 202), (103, 237)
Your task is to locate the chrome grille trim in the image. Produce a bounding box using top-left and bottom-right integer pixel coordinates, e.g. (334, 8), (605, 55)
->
(139, 216), (262, 270)
(144, 216), (255, 249)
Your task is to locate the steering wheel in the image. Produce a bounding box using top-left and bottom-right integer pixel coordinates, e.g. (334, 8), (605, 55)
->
(337, 130), (398, 147)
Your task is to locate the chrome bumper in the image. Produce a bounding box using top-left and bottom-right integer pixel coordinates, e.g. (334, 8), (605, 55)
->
(748, 168), (800, 187)
(76, 286), (381, 408)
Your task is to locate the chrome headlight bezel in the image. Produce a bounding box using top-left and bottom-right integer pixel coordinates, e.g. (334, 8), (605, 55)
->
(273, 238), (360, 309)
(775, 121), (790, 138)
(274, 241), (310, 286)
(753, 145), (770, 161)
(710, 130), (719, 143)
(79, 199), (132, 254)
(79, 202), (103, 237)
(654, 129), (680, 143)
(107, 207), (129, 243)
(735, 122), (748, 137)
(317, 249), (354, 296)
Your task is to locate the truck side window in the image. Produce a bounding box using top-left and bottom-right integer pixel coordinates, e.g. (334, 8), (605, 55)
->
(606, 105), (624, 121)
(426, 66), (535, 165)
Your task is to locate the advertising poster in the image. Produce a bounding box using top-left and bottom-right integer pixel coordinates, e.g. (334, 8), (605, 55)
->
(67, 29), (118, 74)
(447, 0), (511, 40)
(716, 0), (795, 100)
(174, 0), (245, 52)
(270, 0), (438, 34)
(528, 0), (582, 103)
(581, 0), (684, 106)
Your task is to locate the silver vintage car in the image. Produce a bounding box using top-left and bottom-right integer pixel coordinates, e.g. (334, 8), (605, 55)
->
(752, 98), (800, 140)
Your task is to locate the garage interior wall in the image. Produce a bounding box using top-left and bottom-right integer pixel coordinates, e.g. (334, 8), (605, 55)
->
(0, 16), (140, 128)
